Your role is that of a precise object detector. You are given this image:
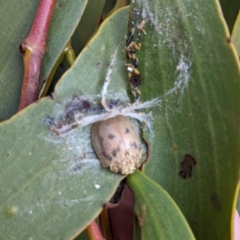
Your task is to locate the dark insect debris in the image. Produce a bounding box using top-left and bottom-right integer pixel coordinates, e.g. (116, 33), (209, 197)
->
(178, 154), (196, 179)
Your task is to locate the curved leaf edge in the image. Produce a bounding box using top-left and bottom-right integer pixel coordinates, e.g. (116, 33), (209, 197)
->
(127, 170), (196, 240)
(216, 0), (240, 67)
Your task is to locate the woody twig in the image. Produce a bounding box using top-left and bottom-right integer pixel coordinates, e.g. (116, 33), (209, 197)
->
(18, 0), (56, 111)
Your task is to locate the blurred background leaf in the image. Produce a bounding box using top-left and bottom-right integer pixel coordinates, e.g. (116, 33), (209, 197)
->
(0, 0), (88, 121)
(219, 0), (240, 32)
(102, 0), (117, 19)
(71, 0), (106, 56)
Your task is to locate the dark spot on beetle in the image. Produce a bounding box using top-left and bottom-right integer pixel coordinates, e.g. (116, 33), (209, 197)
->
(130, 74), (141, 87)
(112, 149), (117, 157)
(101, 151), (112, 161)
(130, 142), (138, 149)
(117, 147), (120, 152)
(227, 37), (231, 43)
(98, 136), (113, 161)
(211, 192), (222, 211)
(125, 128), (130, 134)
(108, 133), (115, 139)
(178, 154), (196, 179)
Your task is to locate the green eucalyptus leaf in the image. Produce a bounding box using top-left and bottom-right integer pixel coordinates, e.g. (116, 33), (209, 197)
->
(40, 0), (88, 82)
(127, 0), (240, 239)
(0, 0), (88, 121)
(102, 0), (117, 19)
(0, 7), (129, 239)
(72, 0), (106, 55)
(127, 171), (195, 240)
(232, 11), (240, 55)
(0, 1), (38, 120)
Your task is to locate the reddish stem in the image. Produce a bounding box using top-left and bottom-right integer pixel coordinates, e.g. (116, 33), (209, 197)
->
(86, 221), (104, 240)
(100, 209), (113, 240)
(18, 0), (56, 111)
